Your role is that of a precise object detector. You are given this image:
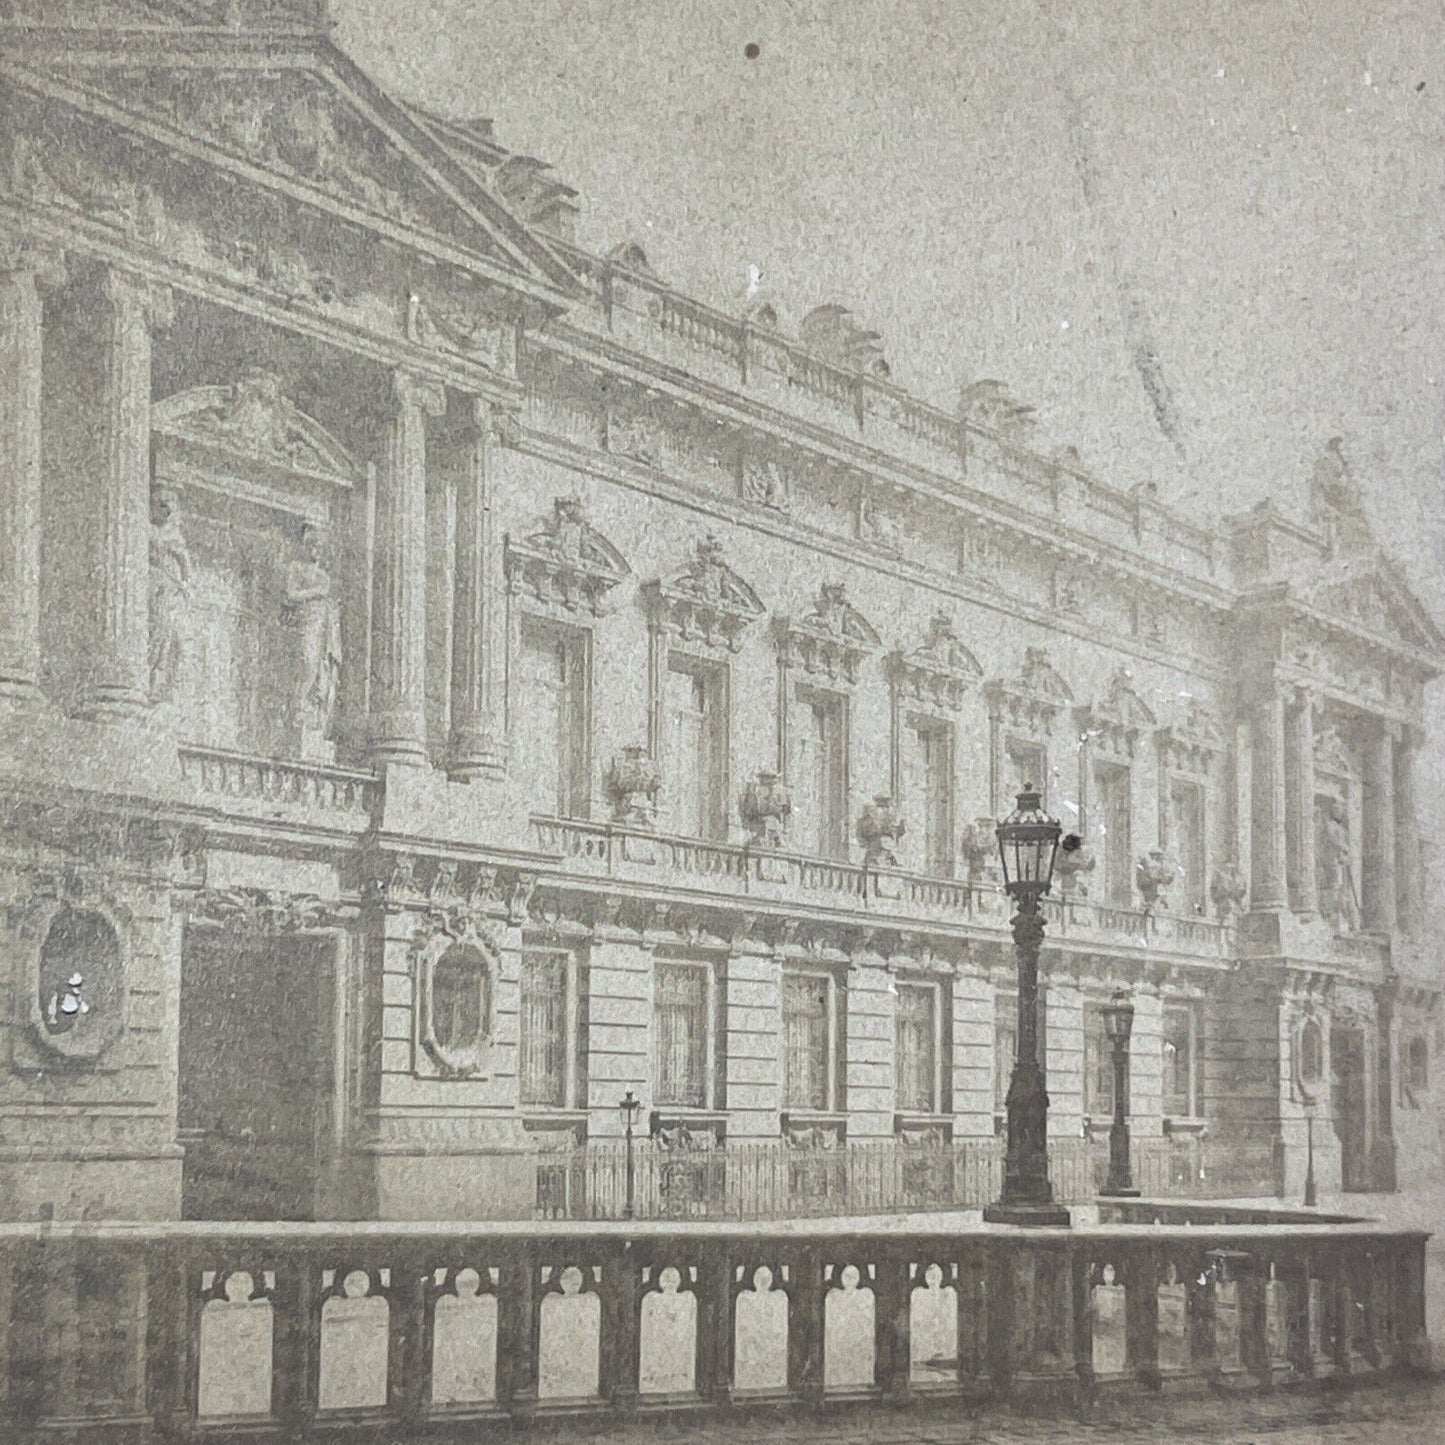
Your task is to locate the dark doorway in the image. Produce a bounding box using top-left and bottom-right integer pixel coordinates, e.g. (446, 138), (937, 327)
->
(179, 929), (335, 1220)
(1331, 1024), (1371, 1193)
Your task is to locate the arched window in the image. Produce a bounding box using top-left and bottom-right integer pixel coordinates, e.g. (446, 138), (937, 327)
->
(1297, 1018), (1324, 1092)
(38, 907), (119, 1038)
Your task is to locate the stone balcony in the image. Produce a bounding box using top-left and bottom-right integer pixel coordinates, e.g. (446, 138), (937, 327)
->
(529, 816), (1235, 966)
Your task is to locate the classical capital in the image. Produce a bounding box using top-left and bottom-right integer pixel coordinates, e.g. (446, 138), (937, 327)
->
(105, 268), (175, 332)
(393, 369), (447, 418)
(0, 224), (66, 290)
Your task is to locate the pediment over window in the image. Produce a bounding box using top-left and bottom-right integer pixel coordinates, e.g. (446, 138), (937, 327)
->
(1078, 668), (1156, 759)
(153, 369), (361, 487)
(505, 497), (630, 616)
(1158, 698), (1224, 773)
(887, 613), (983, 714)
(646, 536), (764, 654)
(1297, 558), (1445, 667)
(775, 583), (880, 685)
(986, 645), (1073, 732)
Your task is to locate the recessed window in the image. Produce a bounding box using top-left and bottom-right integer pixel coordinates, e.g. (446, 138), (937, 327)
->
(791, 687), (848, 860)
(782, 969), (844, 1113)
(38, 907), (118, 1037)
(1170, 779), (1207, 915)
(906, 718), (955, 877)
(518, 618), (590, 819)
(1406, 1035), (1429, 1098)
(653, 959), (722, 1110)
(519, 949), (588, 1109)
(665, 656), (728, 841)
(895, 980), (949, 1115)
(1093, 761), (1132, 907)
(1162, 1004), (1204, 1118)
(1297, 1018), (1324, 1090)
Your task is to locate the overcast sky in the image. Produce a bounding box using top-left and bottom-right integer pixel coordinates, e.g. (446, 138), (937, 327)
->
(334, 0), (1445, 612)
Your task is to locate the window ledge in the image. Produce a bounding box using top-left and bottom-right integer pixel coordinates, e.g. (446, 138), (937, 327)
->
(1163, 1116), (1208, 1136)
(520, 1109), (589, 1138)
(894, 1111), (954, 1136)
(649, 1107), (727, 1143)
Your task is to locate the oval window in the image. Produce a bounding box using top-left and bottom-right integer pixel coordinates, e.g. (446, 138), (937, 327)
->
(431, 944), (488, 1053)
(38, 907), (119, 1035)
(1297, 1018), (1324, 1089)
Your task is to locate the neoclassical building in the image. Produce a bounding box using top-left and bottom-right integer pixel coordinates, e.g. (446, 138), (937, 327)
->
(0, 1), (1440, 1223)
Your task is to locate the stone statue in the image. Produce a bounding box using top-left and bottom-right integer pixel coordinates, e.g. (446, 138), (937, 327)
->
(1318, 797), (1359, 934)
(147, 484), (190, 703)
(282, 524), (341, 753)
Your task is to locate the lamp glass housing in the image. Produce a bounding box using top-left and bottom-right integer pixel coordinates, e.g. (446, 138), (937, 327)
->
(618, 1089), (641, 1127)
(1102, 989), (1135, 1043)
(995, 786), (1062, 896)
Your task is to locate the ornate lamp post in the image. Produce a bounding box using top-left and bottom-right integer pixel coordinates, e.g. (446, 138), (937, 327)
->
(1299, 1084), (1318, 1208)
(1099, 990), (1139, 1197)
(984, 786), (1071, 1227)
(619, 1089), (643, 1219)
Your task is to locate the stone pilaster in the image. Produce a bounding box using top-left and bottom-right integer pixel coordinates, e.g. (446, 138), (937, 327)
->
(1284, 687), (1317, 914)
(0, 232), (64, 701)
(370, 370), (445, 764)
(75, 269), (173, 720)
(1362, 719), (1397, 934)
(447, 397), (508, 780)
(1248, 685), (1288, 909)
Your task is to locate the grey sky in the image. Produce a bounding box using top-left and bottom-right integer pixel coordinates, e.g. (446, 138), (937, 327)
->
(335, 0), (1444, 612)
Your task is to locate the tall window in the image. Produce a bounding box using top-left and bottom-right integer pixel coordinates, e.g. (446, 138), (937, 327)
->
(1093, 761), (1132, 906)
(782, 970), (843, 1112)
(791, 688), (848, 859)
(1083, 1006), (1116, 1118)
(653, 960), (720, 1109)
(1006, 738), (1047, 804)
(665, 656), (728, 840)
(1171, 779), (1206, 915)
(906, 719), (954, 877)
(896, 980), (948, 1114)
(519, 950), (587, 1109)
(1163, 1005), (1203, 1118)
(518, 619), (589, 818)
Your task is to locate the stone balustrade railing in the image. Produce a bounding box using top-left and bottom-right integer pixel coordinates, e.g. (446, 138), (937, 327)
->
(531, 817), (1235, 961)
(178, 744), (381, 820)
(0, 1216), (1426, 1433)
(551, 242), (1221, 583)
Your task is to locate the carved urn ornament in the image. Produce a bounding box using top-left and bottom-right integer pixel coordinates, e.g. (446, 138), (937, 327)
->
(607, 745), (662, 828)
(1209, 860), (1248, 921)
(740, 769), (792, 847)
(1055, 832), (1097, 895)
(858, 794), (905, 867)
(1135, 848), (1176, 912)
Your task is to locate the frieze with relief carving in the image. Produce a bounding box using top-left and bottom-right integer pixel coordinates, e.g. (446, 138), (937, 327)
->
(406, 291), (517, 374)
(185, 887), (355, 935)
(366, 853), (536, 929)
(2, 130), (166, 242)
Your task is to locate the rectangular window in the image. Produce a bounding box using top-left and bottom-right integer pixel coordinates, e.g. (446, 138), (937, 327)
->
(519, 950), (587, 1108)
(1083, 1006), (1116, 1119)
(1171, 779), (1206, 915)
(653, 960), (720, 1109)
(1162, 1005), (1203, 1118)
(518, 619), (589, 818)
(782, 970), (843, 1112)
(1093, 761), (1132, 907)
(1006, 737), (1047, 806)
(791, 688), (848, 860)
(907, 718), (955, 877)
(895, 980), (947, 1114)
(665, 655), (728, 840)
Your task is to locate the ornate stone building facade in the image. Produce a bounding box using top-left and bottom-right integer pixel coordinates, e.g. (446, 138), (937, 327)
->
(0, 2), (1440, 1222)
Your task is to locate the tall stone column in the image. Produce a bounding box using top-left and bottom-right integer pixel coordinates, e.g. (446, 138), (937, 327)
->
(1248, 685), (1288, 909)
(369, 370), (445, 764)
(0, 233), (64, 701)
(76, 269), (173, 720)
(1395, 726), (1420, 934)
(1363, 719), (1397, 934)
(447, 397), (508, 780)
(1284, 687), (1317, 914)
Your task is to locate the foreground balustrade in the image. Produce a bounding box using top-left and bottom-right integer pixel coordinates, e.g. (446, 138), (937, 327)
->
(0, 1219), (1427, 1436)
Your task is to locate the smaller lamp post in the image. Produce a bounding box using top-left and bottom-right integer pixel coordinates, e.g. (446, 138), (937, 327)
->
(1300, 1084), (1318, 1208)
(619, 1089), (643, 1219)
(1099, 990), (1139, 1197)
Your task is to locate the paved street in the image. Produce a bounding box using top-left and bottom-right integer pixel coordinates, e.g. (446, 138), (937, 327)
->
(480, 1380), (1445, 1444)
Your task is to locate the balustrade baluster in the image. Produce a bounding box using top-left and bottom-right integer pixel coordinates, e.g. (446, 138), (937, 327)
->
(496, 1256), (537, 1418)
(984, 1242), (1016, 1397)
(388, 1247), (430, 1426)
(788, 1246), (825, 1405)
(1237, 1250), (1270, 1386)
(1331, 1249), (1354, 1375)
(1124, 1243), (1160, 1389)
(694, 1249), (727, 1404)
(144, 1242), (187, 1434)
(1071, 1246), (1095, 1393)
(875, 1253), (911, 1401)
(601, 1243), (641, 1414)
(270, 1247), (317, 1433)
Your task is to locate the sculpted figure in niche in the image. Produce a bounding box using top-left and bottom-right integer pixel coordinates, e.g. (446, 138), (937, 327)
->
(283, 524), (342, 754)
(148, 484), (191, 703)
(1317, 798), (1359, 934)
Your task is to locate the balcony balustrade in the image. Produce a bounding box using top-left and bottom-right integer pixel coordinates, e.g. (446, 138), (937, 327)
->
(531, 816), (1234, 961)
(178, 745), (380, 826)
(0, 1216), (1426, 1436)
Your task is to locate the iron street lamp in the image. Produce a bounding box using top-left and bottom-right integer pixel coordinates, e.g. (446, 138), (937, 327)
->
(1099, 989), (1140, 1197)
(618, 1089), (643, 1219)
(983, 785), (1071, 1227)
(1299, 1084), (1318, 1208)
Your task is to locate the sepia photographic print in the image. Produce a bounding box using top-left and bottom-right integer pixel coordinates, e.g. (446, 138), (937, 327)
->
(0, 2), (1442, 1440)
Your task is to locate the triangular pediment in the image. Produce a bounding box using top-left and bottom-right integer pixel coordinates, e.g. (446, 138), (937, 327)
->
(1299, 555), (1445, 662)
(4, 24), (577, 296)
